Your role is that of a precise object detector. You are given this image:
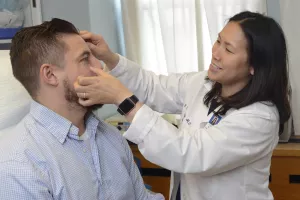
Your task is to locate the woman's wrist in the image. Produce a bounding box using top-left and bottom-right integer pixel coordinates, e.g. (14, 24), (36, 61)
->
(115, 91), (134, 106)
(124, 102), (143, 123)
(103, 52), (120, 70)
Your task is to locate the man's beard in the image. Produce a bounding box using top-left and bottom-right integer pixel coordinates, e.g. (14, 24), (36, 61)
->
(63, 79), (103, 112)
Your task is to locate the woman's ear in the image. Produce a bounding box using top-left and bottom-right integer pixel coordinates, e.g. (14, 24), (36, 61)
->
(40, 64), (60, 86)
(250, 67), (254, 75)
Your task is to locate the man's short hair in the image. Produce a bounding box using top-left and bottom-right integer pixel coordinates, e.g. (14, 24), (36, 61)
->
(10, 18), (79, 98)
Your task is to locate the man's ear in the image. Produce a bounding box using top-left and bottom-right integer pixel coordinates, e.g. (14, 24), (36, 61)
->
(40, 64), (61, 86)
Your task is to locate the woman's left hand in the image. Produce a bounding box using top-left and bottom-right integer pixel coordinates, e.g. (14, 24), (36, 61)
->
(74, 67), (133, 106)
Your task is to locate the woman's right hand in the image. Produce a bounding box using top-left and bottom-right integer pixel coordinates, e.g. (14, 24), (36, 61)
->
(80, 30), (119, 70)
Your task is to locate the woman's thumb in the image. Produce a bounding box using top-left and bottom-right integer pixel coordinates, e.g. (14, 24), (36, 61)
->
(87, 42), (101, 58)
(90, 66), (105, 76)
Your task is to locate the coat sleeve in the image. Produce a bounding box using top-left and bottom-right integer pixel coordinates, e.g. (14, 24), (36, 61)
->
(109, 55), (206, 114)
(123, 103), (279, 176)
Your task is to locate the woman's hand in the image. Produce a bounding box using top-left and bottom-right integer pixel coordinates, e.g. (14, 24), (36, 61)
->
(80, 30), (119, 70)
(74, 67), (133, 106)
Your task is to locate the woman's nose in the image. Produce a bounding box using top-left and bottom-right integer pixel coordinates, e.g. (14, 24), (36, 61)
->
(212, 48), (221, 61)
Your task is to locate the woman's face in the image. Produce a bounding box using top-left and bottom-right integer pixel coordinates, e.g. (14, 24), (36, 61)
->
(208, 22), (254, 92)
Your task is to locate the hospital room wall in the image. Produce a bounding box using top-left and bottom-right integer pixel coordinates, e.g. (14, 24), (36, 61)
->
(40, 0), (121, 54)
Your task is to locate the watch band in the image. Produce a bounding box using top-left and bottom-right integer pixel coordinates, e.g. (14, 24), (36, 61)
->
(117, 95), (139, 115)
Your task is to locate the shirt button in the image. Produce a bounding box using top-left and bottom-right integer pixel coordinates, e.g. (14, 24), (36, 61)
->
(83, 148), (87, 153)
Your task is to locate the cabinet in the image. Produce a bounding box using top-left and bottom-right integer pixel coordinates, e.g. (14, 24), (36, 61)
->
(269, 143), (300, 200)
(130, 143), (171, 199)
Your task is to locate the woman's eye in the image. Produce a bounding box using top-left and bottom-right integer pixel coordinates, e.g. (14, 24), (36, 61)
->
(226, 48), (233, 53)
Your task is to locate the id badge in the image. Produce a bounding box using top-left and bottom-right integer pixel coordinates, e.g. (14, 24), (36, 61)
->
(209, 114), (222, 125)
(204, 114), (222, 129)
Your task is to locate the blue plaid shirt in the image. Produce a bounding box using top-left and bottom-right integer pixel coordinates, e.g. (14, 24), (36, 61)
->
(0, 101), (164, 200)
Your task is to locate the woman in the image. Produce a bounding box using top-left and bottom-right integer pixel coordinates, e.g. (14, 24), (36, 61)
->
(75, 11), (290, 200)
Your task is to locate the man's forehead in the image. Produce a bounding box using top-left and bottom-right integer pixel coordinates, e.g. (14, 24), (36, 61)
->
(61, 34), (90, 57)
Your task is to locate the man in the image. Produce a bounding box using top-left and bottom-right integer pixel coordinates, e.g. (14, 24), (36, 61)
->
(0, 18), (164, 200)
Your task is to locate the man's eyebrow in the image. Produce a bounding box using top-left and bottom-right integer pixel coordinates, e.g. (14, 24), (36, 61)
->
(77, 50), (91, 60)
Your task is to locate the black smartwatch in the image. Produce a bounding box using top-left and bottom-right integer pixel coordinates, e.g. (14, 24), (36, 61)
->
(117, 95), (139, 115)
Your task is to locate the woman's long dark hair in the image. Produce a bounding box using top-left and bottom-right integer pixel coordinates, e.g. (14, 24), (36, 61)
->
(204, 11), (291, 127)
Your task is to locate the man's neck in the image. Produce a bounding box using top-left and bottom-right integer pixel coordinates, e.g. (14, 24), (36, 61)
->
(65, 105), (86, 136)
(36, 97), (87, 136)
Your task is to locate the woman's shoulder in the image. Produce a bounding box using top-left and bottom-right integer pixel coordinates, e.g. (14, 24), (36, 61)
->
(231, 102), (279, 121)
(186, 70), (208, 80)
(184, 70), (211, 88)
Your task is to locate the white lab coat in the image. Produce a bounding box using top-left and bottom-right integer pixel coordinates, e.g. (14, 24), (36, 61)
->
(110, 55), (279, 200)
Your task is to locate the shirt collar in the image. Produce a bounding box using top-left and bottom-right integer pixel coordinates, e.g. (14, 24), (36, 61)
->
(204, 72), (213, 91)
(29, 100), (99, 144)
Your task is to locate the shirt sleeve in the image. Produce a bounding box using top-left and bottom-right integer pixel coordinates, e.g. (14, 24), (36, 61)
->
(121, 137), (165, 200)
(0, 161), (53, 200)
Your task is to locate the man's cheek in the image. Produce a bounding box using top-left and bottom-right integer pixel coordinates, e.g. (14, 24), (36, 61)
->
(86, 70), (96, 77)
(79, 69), (93, 78)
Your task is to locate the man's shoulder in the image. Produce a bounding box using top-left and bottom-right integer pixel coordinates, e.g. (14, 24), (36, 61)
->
(96, 120), (130, 152)
(96, 120), (125, 141)
(0, 116), (35, 163)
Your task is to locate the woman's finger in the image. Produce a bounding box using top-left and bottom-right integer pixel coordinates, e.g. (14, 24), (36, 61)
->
(77, 76), (98, 86)
(78, 98), (94, 107)
(87, 42), (98, 52)
(74, 85), (90, 93)
(79, 31), (92, 40)
(79, 30), (88, 34)
(79, 31), (103, 44)
(77, 92), (88, 99)
(90, 66), (105, 76)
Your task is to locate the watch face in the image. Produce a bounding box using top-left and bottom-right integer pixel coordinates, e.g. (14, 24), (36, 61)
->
(117, 95), (139, 115)
(118, 98), (136, 115)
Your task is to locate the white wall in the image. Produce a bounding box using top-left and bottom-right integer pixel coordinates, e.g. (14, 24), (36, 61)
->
(279, 0), (300, 135)
(266, 0), (281, 24)
(266, 0), (300, 136)
(40, 0), (91, 31)
(41, 0), (121, 54)
(88, 0), (120, 53)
